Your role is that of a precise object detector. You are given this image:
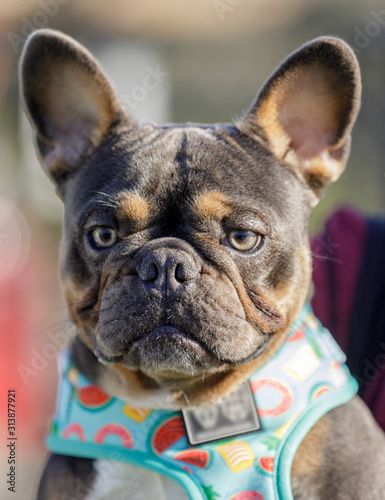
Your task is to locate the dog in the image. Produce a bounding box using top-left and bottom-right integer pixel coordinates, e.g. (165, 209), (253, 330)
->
(20, 29), (385, 500)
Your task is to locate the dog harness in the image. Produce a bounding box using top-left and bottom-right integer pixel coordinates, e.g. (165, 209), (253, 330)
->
(47, 304), (358, 500)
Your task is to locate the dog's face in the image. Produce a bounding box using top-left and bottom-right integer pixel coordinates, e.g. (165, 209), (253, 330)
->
(20, 30), (360, 405)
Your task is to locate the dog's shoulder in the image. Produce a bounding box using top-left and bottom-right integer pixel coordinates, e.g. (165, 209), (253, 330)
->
(37, 453), (95, 500)
(292, 396), (385, 500)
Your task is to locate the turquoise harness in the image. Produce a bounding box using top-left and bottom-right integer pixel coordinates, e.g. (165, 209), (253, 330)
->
(47, 304), (358, 500)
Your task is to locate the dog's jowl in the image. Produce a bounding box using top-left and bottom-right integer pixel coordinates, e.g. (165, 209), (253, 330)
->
(20, 29), (385, 500)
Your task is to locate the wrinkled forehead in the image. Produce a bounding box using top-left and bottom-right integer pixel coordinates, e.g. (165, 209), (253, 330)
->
(112, 124), (298, 204)
(119, 124), (259, 188)
(63, 123), (309, 228)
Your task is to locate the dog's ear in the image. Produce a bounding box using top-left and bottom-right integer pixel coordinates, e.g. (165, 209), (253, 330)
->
(20, 29), (128, 184)
(238, 37), (361, 197)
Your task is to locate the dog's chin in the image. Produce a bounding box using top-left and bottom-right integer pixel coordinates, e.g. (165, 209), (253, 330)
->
(94, 325), (224, 377)
(94, 325), (270, 387)
(121, 325), (222, 376)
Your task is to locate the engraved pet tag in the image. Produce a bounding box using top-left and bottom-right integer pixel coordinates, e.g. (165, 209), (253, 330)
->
(182, 382), (261, 445)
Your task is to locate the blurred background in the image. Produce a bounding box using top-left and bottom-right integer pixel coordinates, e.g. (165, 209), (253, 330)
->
(1, 0), (385, 498)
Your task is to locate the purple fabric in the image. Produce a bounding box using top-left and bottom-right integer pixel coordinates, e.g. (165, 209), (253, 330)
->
(311, 208), (367, 352)
(311, 208), (385, 431)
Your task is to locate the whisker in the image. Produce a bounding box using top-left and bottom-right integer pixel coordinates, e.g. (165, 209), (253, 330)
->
(95, 200), (117, 209)
(311, 252), (342, 264)
(92, 191), (118, 204)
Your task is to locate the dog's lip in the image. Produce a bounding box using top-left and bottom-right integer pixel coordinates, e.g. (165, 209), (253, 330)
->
(94, 325), (270, 367)
(94, 325), (214, 366)
(132, 324), (209, 353)
(120, 324), (219, 373)
(93, 348), (125, 365)
(231, 335), (270, 364)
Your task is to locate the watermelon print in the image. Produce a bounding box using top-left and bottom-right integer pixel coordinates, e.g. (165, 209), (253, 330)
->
(152, 415), (186, 454)
(77, 385), (112, 411)
(94, 424), (133, 448)
(62, 423), (85, 441)
(228, 491), (264, 500)
(251, 379), (292, 417)
(309, 383), (333, 402)
(256, 457), (274, 476)
(174, 449), (211, 469)
(286, 327), (305, 342)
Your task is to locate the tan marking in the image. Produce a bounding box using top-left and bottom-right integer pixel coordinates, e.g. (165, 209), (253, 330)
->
(193, 190), (232, 220)
(117, 192), (150, 222)
(60, 267), (100, 352)
(100, 365), (179, 409)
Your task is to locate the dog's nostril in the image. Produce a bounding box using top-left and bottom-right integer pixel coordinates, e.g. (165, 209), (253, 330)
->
(175, 263), (185, 283)
(139, 261), (159, 282)
(148, 263), (159, 281)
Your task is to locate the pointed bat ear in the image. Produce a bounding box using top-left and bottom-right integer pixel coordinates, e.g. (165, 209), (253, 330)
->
(19, 29), (133, 184)
(238, 37), (361, 197)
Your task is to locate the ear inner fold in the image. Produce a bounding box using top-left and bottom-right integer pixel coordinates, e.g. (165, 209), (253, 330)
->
(239, 37), (361, 195)
(20, 29), (126, 183)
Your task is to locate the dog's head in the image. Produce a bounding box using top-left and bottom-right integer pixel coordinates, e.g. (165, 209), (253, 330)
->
(20, 30), (360, 407)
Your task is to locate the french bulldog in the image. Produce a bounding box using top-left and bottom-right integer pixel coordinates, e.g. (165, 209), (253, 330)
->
(20, 29), (385, 500)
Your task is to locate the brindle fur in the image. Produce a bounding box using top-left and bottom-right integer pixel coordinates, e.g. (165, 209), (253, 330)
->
(20, 29), (385, 499)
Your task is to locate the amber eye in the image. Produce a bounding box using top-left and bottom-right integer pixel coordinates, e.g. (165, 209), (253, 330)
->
(225, 230), (262, 252)
(89, 227), (118, 249)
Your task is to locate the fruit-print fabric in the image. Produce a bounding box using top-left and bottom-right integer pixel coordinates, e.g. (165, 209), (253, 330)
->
(47, 304), (358, 500)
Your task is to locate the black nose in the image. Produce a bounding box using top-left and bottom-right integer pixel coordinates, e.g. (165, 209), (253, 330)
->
(138, 248), (200, 293)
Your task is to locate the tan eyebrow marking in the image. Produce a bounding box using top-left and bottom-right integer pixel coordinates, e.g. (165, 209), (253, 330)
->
(193, 190), (232, 220)
(117, 192), (150, 222)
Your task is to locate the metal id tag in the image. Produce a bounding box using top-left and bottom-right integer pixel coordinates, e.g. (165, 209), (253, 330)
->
(182, 382), (261, 445)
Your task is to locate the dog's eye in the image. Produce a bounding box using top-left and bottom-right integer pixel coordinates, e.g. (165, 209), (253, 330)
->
(89, 227), (118, 249)
(225, 230), (262, 252)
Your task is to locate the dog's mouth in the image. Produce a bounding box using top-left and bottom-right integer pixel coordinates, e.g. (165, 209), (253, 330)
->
(94, 323), (270, 377)
(93, 348), (125, 365)
(126, 324), (221, 374)
(132, 325), (208, 351)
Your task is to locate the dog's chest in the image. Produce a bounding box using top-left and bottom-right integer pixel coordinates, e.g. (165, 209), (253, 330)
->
(86, 460), (189, 500)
